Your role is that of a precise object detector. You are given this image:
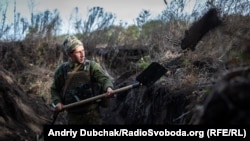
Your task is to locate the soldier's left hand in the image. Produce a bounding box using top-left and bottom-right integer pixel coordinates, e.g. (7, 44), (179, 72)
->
(106, 87), (113, 97)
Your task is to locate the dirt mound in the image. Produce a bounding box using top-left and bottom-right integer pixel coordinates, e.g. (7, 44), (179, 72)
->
(181, 8), (222, 51)
(192, 67), (250, 124)
(0, 66), (52, 141)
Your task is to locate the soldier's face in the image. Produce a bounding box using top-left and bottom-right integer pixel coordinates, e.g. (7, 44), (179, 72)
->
(69, 45), (85, 63)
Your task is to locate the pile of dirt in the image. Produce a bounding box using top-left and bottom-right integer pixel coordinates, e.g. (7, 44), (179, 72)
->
(191, 67), (250, 124)
(0, 66), (52, 141)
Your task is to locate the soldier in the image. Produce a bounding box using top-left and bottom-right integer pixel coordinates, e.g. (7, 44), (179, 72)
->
(50, 35), (114, 125)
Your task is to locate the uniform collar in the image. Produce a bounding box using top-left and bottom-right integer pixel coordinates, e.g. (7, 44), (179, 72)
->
(68, 60), (88, 69)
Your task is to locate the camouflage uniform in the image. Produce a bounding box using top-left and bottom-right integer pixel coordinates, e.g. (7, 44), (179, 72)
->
(51, 59), (113, 125)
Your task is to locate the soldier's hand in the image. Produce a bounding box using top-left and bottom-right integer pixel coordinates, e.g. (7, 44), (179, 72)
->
(106, 87), (114, 97)
(54, 102), (64, 112)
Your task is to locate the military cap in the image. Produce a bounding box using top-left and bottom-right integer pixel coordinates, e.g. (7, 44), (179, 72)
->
(63, 35), (83, 54)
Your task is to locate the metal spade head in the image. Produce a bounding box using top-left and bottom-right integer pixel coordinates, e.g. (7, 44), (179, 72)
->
(136, 62), (167, 86)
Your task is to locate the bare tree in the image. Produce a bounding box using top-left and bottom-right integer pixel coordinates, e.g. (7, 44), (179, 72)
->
(28, 0), (36, 27)
(161, 0), (188, 21)
(7, 0), (30, 40)
(13, 0), (16, 40)
(25, 9), (61, 41)
(0, 0), (10, 40)
(136, 9), (151, 28)
(212, 0), (250, 15)
(71, 6), (115, 34)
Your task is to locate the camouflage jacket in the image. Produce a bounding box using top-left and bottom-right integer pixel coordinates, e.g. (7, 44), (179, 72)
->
(51, 59), (113, 106)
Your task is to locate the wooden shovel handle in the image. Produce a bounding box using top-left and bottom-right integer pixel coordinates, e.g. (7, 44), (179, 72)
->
(62, 82), (140, 110)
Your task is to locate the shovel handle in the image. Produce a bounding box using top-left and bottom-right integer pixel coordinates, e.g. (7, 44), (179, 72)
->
(62, 82), (140, 110)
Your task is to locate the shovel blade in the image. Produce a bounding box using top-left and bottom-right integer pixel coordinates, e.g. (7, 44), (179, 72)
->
(136, 62), (167, 86)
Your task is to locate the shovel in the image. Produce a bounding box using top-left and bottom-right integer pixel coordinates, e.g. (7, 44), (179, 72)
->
(62, 62), (167, 110)
(50, 62), (167, 124)
(39, 62), (167, 139)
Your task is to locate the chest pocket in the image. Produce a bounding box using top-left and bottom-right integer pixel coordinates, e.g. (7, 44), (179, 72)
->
(64, 71), (93, 105)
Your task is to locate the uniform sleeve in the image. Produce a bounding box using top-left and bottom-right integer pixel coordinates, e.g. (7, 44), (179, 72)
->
(91, 62), (114, 92)
(51, 64), (65, 104)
